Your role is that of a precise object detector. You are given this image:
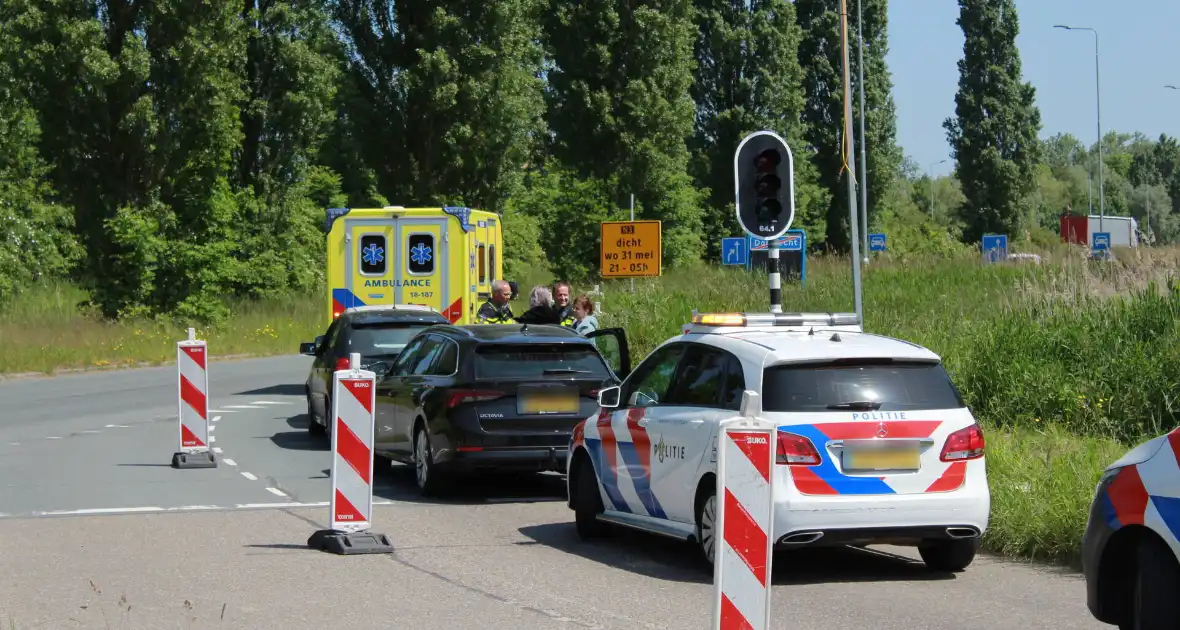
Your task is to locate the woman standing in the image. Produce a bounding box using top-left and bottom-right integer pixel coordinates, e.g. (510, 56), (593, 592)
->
(570, 295), (598, 335)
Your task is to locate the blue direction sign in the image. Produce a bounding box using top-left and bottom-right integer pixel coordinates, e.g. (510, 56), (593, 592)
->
(722, 237), (748, 265)
(869, 233), (887, 252)
(982, 234), (1008, 263)
(1092, 232), (1111, 251)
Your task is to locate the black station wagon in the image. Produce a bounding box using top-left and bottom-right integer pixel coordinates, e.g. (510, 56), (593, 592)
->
(369, 323), (630, 495)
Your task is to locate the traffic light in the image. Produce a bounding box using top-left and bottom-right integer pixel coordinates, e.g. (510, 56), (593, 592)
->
(734, 130), (795, 239)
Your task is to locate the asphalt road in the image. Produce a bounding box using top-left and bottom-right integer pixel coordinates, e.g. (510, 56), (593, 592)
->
(0, 356), (1110, 629)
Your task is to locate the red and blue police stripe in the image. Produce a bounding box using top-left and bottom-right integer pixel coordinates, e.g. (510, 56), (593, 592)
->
(1096, 428), (1180, 543)
(579, 409), (667, 519)
(784, 420), (967, 495)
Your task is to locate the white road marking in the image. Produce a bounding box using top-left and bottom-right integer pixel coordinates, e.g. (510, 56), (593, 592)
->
(240, 471), (257, 480)
(208, 425), (216, 432)
(225, 405), (264, 409)
(212, 415), (221, 423)
(81, 430), (101, 434)
(223, 458), (237, 466)
(1, 501), (399, 519)
(212, 447), (223, 454)
(45, 436), (61, 440)
(264, 487), (288, 497)
(250, 401), (293, 406)
(209, 409), (236, 413)
(39, 506), (164, 516)
(8, 442), (19, 446)
(209, 435), (216, 443)
(105, 424), (118, 428)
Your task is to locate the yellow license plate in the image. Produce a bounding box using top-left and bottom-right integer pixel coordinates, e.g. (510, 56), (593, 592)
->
(519, 389), (579, 415)
(843, 443), (921, 471)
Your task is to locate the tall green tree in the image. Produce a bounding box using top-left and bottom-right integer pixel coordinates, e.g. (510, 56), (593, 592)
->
(795, 0), (899, 252)
(543, 0), (705, 266)
(330, 0), (547, 211)
(943, 0), (1042, 243)
(690, 0), (825, 260)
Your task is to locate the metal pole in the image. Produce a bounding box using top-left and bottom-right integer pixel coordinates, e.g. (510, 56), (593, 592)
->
(1093, 29), (1104, 234)
(928, 159), (946, 219)
(629, 194), (635, 293)
(768, 245), (781, 313)
(856, 0), (869, 266)
(840, 0), (863, 324)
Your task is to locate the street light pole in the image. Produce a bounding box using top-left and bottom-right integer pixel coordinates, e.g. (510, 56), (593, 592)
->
(1055, 24), (1104, 234)
(929, 159), (947, 219)
(856, 0), (869, 265)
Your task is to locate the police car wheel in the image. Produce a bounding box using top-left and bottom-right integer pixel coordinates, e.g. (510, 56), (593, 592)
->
(573, 456), (608, 538)
(917, 538), (978, 572)
(1126, 533), (1180, 630)
(696, 489), (717, 567)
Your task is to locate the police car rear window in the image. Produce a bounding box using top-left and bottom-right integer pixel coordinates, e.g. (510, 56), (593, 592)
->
(474, 345), (612, 380)
(761, 360), (965, 412)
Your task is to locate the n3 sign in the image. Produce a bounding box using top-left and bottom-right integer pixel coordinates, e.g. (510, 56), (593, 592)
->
(734, 131), (796, 240)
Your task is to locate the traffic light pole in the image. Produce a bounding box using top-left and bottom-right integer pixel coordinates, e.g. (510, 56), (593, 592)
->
(768, 244), (781, 313)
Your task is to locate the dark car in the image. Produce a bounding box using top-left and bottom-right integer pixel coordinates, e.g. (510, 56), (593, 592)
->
(371, 323), (630, 495)
(300, 305), (450, 436)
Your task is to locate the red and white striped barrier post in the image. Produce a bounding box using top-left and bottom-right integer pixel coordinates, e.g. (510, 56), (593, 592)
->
(308, 352), (394, 555)
(172, 327), (217, 469)
(712, 391), (776, 630)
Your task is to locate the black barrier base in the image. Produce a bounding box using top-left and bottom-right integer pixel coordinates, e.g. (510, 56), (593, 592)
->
(171, 450), (218, 469)
(308, 529), (394, 555)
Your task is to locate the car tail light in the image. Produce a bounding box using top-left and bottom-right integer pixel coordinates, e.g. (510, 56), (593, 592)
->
(446, 389), (504, 409)
(587, 389), (601, 398)
(940, 424), (986, 461)
(334, 357), (351, 371)
(777, 430), (821, 466)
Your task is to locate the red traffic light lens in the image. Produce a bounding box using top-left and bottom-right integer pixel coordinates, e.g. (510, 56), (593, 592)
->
(754, 149), (781, 173)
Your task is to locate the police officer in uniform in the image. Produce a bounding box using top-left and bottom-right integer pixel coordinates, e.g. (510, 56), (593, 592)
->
(477, 279), (515, 323)
(553, 281), (575, 327)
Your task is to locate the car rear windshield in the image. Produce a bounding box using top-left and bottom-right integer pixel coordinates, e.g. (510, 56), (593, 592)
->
(474, 344), (612, 380)
(761, 360), (965, 412)
(345, 323), (434, 355)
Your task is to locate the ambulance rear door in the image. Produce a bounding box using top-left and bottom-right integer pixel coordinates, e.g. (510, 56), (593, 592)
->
(474, 216), (492, 300)
(342, 216), (397, 310)
(395, 218), (451, 320)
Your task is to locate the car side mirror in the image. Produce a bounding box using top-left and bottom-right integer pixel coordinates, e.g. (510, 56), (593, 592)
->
(597, 385), (621, 409)
(740, 390), (762, 418)
(299, 342), (317, 356)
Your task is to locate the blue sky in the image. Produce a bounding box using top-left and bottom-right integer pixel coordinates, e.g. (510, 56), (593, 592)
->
(887, 0), (1180, 178)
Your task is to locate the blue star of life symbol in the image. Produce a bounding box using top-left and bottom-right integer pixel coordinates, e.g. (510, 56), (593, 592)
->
(362, 243), (384, 266)
(411, 243), (432, 266)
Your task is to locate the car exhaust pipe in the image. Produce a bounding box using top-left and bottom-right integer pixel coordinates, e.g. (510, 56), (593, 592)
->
(780, 531), (824, 544)
(945, 527), (979, 539)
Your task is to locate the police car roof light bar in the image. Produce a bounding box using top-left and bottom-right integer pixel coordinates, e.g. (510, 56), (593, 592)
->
(692, 312), (860, 328)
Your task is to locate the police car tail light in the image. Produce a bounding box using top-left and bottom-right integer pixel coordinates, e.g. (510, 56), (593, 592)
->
(776, 430), (821, 466)
(446, 389), (504, 409)
(940, 424), (986, 461)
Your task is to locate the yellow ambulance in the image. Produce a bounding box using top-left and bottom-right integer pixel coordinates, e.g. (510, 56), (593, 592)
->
(323, 206), (505, 325)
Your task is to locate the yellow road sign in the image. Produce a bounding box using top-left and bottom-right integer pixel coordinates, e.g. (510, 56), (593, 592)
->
(600, 220), (662, 278)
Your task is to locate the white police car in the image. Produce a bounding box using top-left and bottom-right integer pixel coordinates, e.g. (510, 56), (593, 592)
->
(566, 311), (990, 571)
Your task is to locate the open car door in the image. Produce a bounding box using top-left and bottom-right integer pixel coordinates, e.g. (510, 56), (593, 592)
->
(584, 328), (630, 382)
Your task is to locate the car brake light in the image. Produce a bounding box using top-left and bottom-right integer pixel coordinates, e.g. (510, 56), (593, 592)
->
(587, 389), (601, 397)
(446, 389), (504, 408)
(940, 424), (986, 461)
(334, 357), (351, 371)
(776, 430), (821, 466)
